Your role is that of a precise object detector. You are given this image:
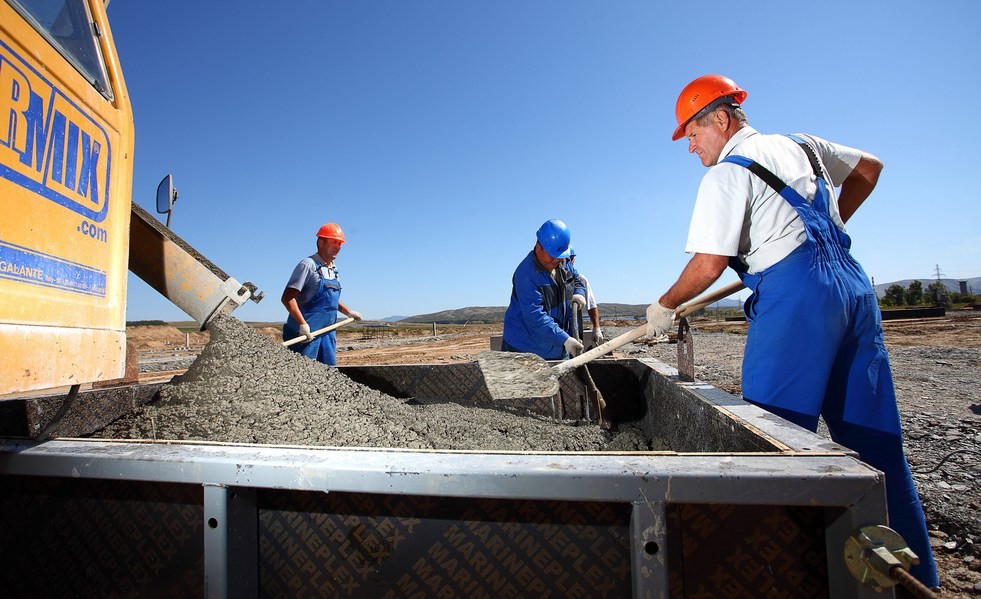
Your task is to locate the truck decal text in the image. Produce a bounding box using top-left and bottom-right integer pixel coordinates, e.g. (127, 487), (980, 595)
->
(0, 240), (106, 297)
(0, 40), (112, 222)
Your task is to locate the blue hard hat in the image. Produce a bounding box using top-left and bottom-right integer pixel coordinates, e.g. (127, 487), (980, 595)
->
(536, 219), (572, 259)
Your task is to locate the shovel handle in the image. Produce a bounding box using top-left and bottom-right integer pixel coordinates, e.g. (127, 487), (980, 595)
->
(554, 281), (745, 376)
(676, 281), (745, 318)
(282, 317), (355, 347)
(556, 324), (647, 375)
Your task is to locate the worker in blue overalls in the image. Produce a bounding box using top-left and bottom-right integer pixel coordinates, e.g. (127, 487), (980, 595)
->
(645, 75), (938, 589)
(502, 219), (587, 360)
(281, 223), (363, 365)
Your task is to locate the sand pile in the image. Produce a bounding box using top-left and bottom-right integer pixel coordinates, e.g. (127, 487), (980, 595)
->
(96, 315), (648, 451)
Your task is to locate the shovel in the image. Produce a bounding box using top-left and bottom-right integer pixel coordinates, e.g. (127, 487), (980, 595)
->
(478, 281), (744, 399)
(282, 317), (356, 348)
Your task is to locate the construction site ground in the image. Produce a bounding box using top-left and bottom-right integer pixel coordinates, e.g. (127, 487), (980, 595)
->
(127, 311), (981, 596)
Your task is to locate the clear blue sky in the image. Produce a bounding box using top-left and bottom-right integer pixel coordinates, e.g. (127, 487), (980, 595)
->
(109, 1), (981, 322)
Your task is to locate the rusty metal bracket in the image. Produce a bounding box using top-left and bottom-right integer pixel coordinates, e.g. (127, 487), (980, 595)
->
(677, 317), (694, 382)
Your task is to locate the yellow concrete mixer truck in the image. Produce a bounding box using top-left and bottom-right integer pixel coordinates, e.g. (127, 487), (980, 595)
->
(0, 2), (926, 597)
(0, 0), (262, 395)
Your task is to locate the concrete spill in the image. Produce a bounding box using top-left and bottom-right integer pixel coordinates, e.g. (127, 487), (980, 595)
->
(95, 315), (650, 451)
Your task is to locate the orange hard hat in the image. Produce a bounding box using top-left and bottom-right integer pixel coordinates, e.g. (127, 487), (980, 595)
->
(671, 74), (747, 141)
(315, 223), (346, 243)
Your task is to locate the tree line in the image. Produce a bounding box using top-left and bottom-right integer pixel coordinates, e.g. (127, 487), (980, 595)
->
(880, 280), (976, 308)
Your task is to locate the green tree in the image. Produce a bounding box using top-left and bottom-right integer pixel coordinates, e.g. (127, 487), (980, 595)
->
(927, 281), (950, 307)
(906, 280), (924, 305)
(883, 284), (906, 307)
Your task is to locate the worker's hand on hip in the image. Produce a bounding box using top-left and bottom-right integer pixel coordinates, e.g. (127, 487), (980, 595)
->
(299, 323), (314, 341)
(347, 310), (363, 322)
(571, 294), (586, 309)
(563, 336), (584, 357)
(646, 302), (676, 338)
(591, 327), (604, 346)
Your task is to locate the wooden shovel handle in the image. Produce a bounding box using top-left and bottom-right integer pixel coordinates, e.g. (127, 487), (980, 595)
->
(676, 281), (745, 318)
(555, 281), (745, 375)
(282, 317), (356, 347)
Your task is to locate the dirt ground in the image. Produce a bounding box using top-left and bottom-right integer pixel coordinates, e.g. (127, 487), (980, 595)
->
(125, 311), (981, 596)
(128, 310), (981, 359)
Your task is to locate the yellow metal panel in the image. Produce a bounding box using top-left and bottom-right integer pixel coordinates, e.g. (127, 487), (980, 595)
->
(0, 324), (125, 394)
(0, 1), (133, 393)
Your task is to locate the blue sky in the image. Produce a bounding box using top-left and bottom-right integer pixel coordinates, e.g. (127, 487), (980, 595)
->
(109, 1), (981, 322)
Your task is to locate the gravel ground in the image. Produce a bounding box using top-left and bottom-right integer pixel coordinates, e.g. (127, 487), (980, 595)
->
(607, 324), (981, 597)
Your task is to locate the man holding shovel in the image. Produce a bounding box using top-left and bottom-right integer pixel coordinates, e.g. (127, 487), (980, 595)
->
(502, 219), (587, 360)
(281, 222), (363, 366)
(646, 74), (937, 588)
(568, 247), (603, 349)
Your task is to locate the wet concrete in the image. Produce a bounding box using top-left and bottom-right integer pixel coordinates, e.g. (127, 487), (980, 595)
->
(95, 315), (649, 451)
(477, 350), (559, 399)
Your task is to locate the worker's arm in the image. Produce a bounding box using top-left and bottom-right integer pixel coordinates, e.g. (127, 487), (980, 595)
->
(338, 301), (363, 321)
(658, 253), (729, 309)
(647, 253), (728, 338)
(837, 154), (883, 223)
(282, 287), (314, 340)
(281, 287), (306, 325)
(587, 306), (604, 345)
(587, 307), (600, 330)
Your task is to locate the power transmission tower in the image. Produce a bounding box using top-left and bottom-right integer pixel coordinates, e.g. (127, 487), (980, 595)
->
(932, 264), (949, 306)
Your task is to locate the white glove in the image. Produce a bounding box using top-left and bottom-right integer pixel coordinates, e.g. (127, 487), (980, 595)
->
(646, 302), (676, 338)
(347, 310), (363, 322)
(571, 294), (586, 309)
(591, 327), (605, 346)
(563, 336), (584, 357)
(298, 323), (314, 341)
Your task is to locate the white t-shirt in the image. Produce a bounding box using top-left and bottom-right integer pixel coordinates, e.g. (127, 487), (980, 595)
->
(685, 127), (863, 273)
(579, 272), (598, 311)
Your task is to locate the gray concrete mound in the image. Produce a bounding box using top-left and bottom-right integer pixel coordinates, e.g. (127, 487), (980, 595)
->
(95, 315), (648, 451)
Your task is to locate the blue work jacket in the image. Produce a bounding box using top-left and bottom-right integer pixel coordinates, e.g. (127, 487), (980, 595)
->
(502, 250), (585, 359)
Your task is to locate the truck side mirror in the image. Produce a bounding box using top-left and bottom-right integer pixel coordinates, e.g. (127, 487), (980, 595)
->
(155, 174), (179, 227)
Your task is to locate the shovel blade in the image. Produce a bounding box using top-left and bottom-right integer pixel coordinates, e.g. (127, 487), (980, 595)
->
(477, 351), (559, 400)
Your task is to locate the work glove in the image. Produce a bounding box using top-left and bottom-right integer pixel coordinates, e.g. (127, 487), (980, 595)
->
(571, 294), (586, 309)
(591, 327), (605, 346)
(347, 310), (363, 322)
(646, 302), (676, 339)
(298, 323), (314, 342)
(563, 336), (584, 357)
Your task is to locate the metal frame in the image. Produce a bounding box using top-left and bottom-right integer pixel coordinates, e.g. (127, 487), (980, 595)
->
(0, 358), (892, 598)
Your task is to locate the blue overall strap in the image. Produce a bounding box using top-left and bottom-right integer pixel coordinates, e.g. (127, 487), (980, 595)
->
(720, 155), (811, 210)
(786, 134), (830, 213)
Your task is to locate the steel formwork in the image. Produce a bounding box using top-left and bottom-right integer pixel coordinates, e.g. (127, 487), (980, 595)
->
(0, 358), (892, 598)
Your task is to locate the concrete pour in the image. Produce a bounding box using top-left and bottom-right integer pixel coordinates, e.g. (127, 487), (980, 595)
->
(95, 315), (649, 451)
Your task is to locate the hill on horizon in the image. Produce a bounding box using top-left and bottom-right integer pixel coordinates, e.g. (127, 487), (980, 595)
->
(399, 275), (979, 324)
(398, 298), (745, 325)
(148, 277), (978, 327)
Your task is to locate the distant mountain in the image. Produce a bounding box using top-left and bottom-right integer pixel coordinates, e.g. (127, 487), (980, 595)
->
(398, 299), (744, 324)
(873, 277), (981, 297)
(379, 277), (981, 325)
(400, 306), (505, 324)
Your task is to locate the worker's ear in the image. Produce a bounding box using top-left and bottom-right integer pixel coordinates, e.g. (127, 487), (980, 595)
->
(713, 109), (731, 131)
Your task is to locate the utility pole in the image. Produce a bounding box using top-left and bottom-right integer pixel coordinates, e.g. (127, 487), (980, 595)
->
(932, 264), (949, 306)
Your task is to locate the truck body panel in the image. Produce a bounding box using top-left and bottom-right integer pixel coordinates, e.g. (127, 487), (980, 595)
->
(1, 0), (133, 393)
